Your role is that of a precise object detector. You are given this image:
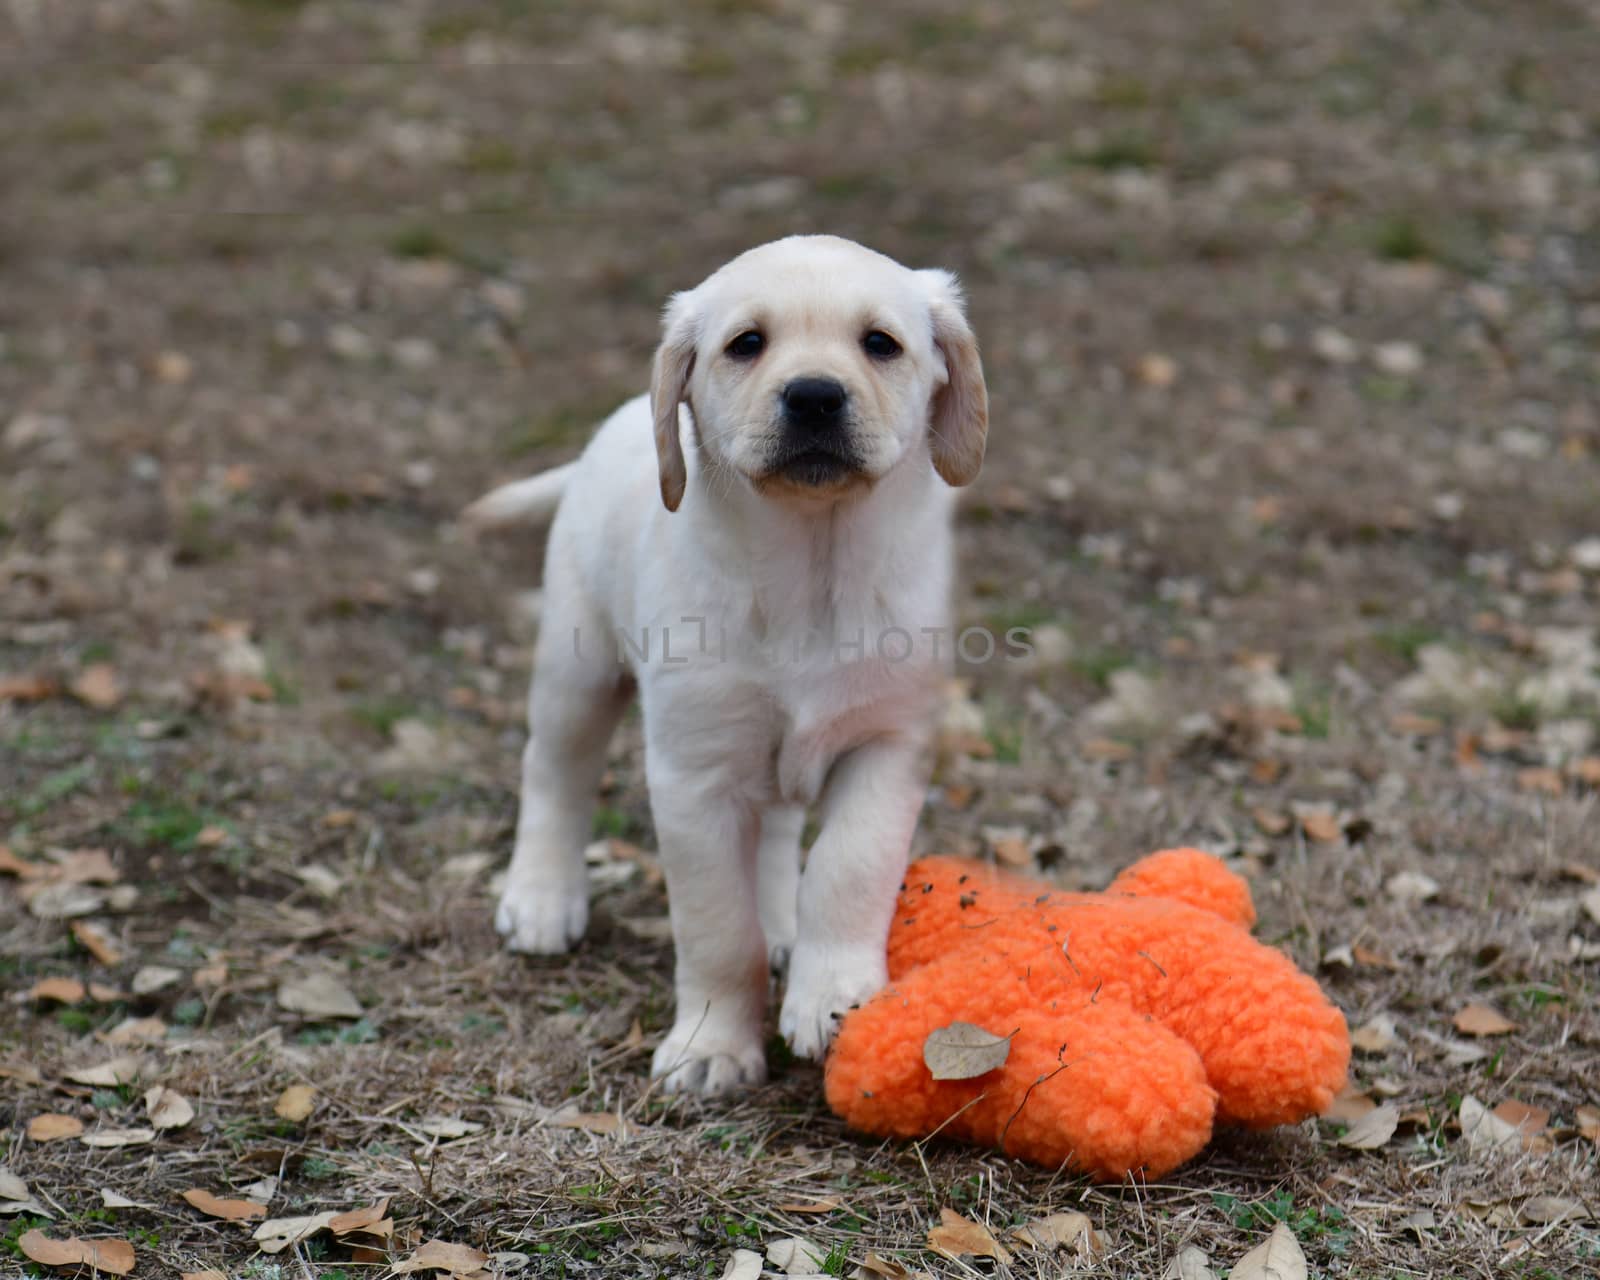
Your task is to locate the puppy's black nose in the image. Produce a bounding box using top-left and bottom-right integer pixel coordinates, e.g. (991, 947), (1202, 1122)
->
(782, 377), (847, 425)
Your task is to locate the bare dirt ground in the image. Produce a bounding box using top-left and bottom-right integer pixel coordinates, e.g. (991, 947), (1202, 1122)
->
(3, 1), (1599, 1277)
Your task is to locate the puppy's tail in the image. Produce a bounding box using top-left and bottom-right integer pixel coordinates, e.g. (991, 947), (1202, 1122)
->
(461, 463), (576, 532)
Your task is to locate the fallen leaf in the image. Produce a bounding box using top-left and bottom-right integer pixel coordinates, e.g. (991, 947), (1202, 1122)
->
(417, 1115), (484, 1139)
(64, 1056), (142, 1086)
(1520, 1196), (1584, 1224)
(773, 1197), (842, 1214)
(0, 674), (58, 703)
(28, 977), (87, 1004)
(329, 1197), (392, 1236)
(548, 1109), (624, 1135)
(858, 1254), (911, 1279)
(1515, 767), (1564, 797)
(1576, 1104), (1599, 1145)
(145, 1086), (195, 1131)
(394, 1238), (491, 1275)
(131, 965), (183, 995)
(28, 1114), (85, 1142)
(68, 664), (122, 710)
(240, 1176), (279, 1203)
(182, 1272), (229, 1280)
(1350, 1014), (1399, 1054)
(1580, 886), (1600, 926)
(100, 1017), (168, 1047)
(274, 1084), (317, 1122)
(1460, 1095), (1524, 1157)
(1338, 1104), (1399, 1150)
(1012, 1210), (1101, 1252)
(99, 1191), (149, 1209)
(70, 921), (123, 966)
(1352, 944), (1400, 970)
(80, 1127), (156, 1149)
(19, 1230), (135, 1276)
(1136, 352), (1180, 388)
(1082, 737), (1135, 763)
(923, 1022), (1012, 1080)
(1396, 1209), (1436, 1237)
(277, 973), (363, 1020)
(253, 1211), (339, 1254)
(1228, 1221), (1307, 1280)
(991, 835), (1032, 867)
(928, 1208), (1012, 1263)
(1491, 1099), (1550, 1137)
(1251, 808), (1292, 837)
(182, 1188), (268, 1221)
(1325, 1086), (1376, 1123)
(88, 983), (125, 1003)
(719, 1250), (762, 1280)
(1389, 713), (1442, 736)
(1454, 1004), (1518, 1037)
(766, 1236), (826, 1274)
(1162, 1246), (1218, 1280)
(1385, 871), (1439, 903)
(1299, 810), (1342, 843)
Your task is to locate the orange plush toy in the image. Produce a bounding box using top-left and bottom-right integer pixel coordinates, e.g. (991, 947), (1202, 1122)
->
(825, 849), (1349, 1181)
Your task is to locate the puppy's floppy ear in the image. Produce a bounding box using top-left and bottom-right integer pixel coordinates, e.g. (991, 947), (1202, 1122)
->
(919, 269), (988, 488)
(649, 290), (699, 512)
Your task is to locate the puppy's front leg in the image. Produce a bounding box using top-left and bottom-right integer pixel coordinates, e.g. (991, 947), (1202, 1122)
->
(779, 735), (924, 1060)
(647, 765), (770, 1095)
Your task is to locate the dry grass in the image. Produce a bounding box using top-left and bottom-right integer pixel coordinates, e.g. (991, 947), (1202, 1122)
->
(3, 0), (1600, 1276)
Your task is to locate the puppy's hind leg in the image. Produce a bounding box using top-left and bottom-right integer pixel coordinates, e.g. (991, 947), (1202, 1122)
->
(496, 589), (628, 955)
(757, 804), (803, 978)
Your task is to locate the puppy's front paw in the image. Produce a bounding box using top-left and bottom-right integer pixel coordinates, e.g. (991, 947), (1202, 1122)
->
(651, 1017), (767, 1095)
(779, 942), (887, 1061)
(495, 879), (588, 955)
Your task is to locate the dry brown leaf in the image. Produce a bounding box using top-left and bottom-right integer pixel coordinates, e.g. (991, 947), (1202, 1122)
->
(394, 1238), (492, 1275)
(52, 848), (121, 885)
(991, 835), (1032, 867)
(1453, 1004), (1518, 1037)
(19, 1229), (135, 1276)
(27, 1114), (84, 1142)
(1162, 1246), (1218, 1280)
(130, 965), (182, 995)
(1350, 1015), (1399, 1054)
(1136, 352), (1180, 388)
(1515, 767), (1564, 796)
(182, 1188), (268, 1221)
(923, 1022), (1011, 1080)
(773, 1197), (843, 1215)
(1576, 1104), (1599, 1145)
(253, 1211), (338, 1254)
(277, 973), (363, 1020)
(64, 1055), (142, 1086)
(1299, 810), (1342, 843)
(1460, 1095), (1524, 1157)
(329, 1198), (392, 1236)
(1337, 1104), (1399, 1150)
(0, 674), (59, 703)
(28, 977), (86, 1004)
(69, 663), (123, 710)
(274, 1084), (317, 1122)
(100, 1017), (168, 1048)
(1491, 1098), (1550, 1136)
(1251, 808), (1292, 837)
(70, 920), (123, 966)
(1568, 758), (1600, 788)
(1325, 1087), (1375, 1123)
(80, 1127), (156, 1149)
(1520, 1196), (1585, 1224)
(927, 1208), (1012, 1263)
(858, 1253), (912, 1279)
(0, 845), (47, 877)
(145, 1085), (194, 1131)
(87, 982), (125, 1003)
(1229, 1221), (1307, 1280)
(0, 1170), (34, 1205)
(1389, 713), (1442, 736)
(1082, 736), (1135, 763)
(548, 1109), (624, 1135)
(942, 783), (975, 810)
(1352, 944), (1399, 970)
(1011, 1210), (1102, 1252)
(182, 1271), (229, 1280)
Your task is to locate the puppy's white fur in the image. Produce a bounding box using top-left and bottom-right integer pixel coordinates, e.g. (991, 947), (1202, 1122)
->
(476, 235), (987, 1095)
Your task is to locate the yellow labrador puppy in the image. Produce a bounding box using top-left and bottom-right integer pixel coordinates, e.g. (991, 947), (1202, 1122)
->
(468, 235), (987, 1094)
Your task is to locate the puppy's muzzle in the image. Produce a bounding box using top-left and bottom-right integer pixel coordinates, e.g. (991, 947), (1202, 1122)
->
(766, 377), (863, 489)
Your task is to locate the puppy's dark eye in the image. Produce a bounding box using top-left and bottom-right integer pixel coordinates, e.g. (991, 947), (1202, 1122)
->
(862, 330), (901, 359)
(726, 331), (765, 358)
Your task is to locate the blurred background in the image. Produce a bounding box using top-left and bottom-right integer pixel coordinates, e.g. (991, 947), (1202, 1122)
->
(2, 1), (1598, 1272)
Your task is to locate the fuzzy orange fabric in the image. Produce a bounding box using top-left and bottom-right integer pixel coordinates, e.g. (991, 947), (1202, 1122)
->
(824, 849), (1349, 1181)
